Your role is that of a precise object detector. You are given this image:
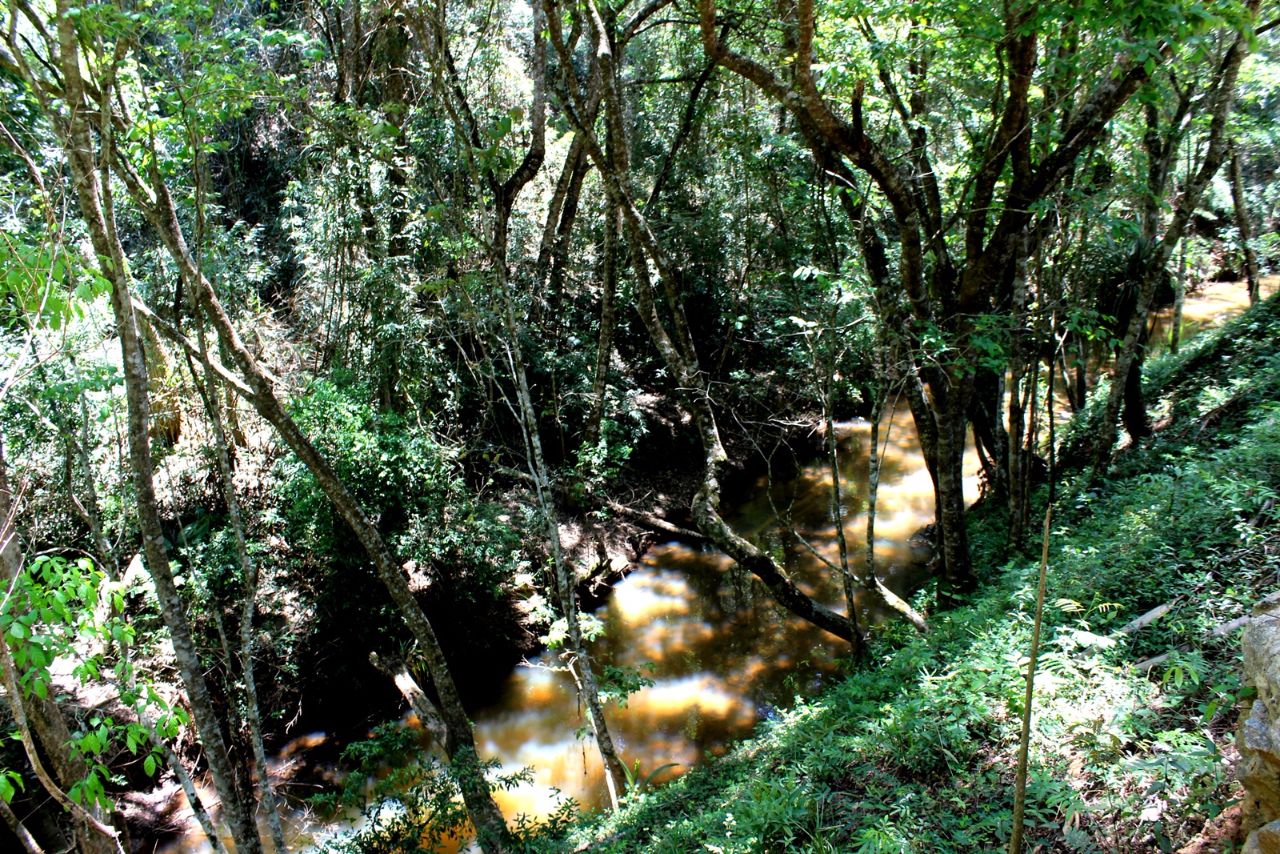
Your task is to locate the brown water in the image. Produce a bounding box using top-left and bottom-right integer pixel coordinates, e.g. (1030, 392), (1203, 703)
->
(1049, 278), (1277, 424)
(159, 403), (978, 853)
(473, 404), (982, 822)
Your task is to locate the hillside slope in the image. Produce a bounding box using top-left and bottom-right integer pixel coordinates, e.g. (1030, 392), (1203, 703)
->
(550, 295), (1280, 853)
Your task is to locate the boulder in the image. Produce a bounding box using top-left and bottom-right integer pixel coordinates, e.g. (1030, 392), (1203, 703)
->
(1243, 818), (1280, 854)
(1240, 604), (1280, 844)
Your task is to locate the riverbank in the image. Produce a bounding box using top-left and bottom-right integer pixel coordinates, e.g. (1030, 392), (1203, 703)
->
(545, 294), (1280, 852)
(41, 285), (1271, 853)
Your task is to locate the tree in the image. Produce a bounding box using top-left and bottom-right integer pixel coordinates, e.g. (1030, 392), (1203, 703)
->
(414, 0), (630, 805)
(694, 0), (1256, 595)
(1091, 6), (1258, 476)
(1, 3), (513, 848)
(544, 0), (860, 642)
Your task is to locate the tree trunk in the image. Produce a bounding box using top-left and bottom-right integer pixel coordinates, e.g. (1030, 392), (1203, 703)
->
(1006, 240), (1031, 547)
(822, 326), (861, 655)
(0, 799), (44, 854)
(1169, 243), (1186, 354)
(584, 181), (619, 447)
(865, 379), (883, 588)
(46, 16), (265, 850)
(969, 369), (1007, 502)
(191, 349), (288, 852)
(1230, 144), (1261, 306)
(496, 206), (629, 807)
(932, 369), (977, 600)
(186, 117), (289, 850)
(1121, 352), (1152, 440)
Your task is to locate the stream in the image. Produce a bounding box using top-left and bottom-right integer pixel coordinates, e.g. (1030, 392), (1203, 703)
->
(158, 278), (1266, 852)
(473, 403), (978, 822)
(159, 401), (979, 853)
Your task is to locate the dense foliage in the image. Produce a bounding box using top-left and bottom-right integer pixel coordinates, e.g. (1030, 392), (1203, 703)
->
(0, 0), (1278, 851)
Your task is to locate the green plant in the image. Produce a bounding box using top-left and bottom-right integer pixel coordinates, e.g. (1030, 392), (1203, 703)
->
(621, 760), (680, 795)
(313, 721), (578, 853)
(0, 556), (178, 810)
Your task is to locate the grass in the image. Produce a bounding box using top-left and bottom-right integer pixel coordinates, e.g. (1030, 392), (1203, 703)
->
(540, 296), (1280, 853)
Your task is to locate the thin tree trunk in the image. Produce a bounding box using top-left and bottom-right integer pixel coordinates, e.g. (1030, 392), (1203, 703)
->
(1007, 240), (1031, 547)
(0, 645), (124, 854)
(190, 350), (287, 852)
(1020, 358), (1042, 542)
(15, 394), (226, 852)
(146, 183), (512, 851)
(187, 118), (288, 853)
(1169, 248), (1186, 353)
(584, 136), (620, 449)
(0, 798), (45, 854)
(496, 209), (628, 807)
(370, 652), (449, 749)
(149, 722), (227, 853)
(1009, 353), (1058, 853)
(865, 386), (882, 586)
(821, 318), (861, 655)
(1074, 335), (1087, 412)
(1230, 144), (1260, 305)
(535, 142), (588, 289)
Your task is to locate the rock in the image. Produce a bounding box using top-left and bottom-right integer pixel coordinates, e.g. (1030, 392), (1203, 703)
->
(1245, 607), (1280, 715)
(1243, 818), (1280, 854)
(1239, 605), (1280, 832)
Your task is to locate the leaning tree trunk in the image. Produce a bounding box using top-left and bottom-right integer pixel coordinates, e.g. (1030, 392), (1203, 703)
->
(68, 93), (511, 848)
(46, 17), (266, 851)
(186, 118), (289, 852)
(190, 344), (288, 852)
(495, 206), (629, 807)
(0, 798), (44, 854)
(94, 25), (511, 854)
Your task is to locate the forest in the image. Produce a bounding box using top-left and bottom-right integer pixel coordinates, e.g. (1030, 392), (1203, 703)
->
(2, 0), (1280, 850)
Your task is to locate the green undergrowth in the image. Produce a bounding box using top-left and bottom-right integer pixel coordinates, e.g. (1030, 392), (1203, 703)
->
(546, 296), (1280, 853)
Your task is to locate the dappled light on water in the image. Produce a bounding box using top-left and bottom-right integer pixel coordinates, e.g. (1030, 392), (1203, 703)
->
(468, 400), (982, 818)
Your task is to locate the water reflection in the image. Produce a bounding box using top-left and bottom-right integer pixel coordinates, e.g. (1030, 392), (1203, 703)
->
(1051, 279), (1278, 418)
(472, 403), (982, 818)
